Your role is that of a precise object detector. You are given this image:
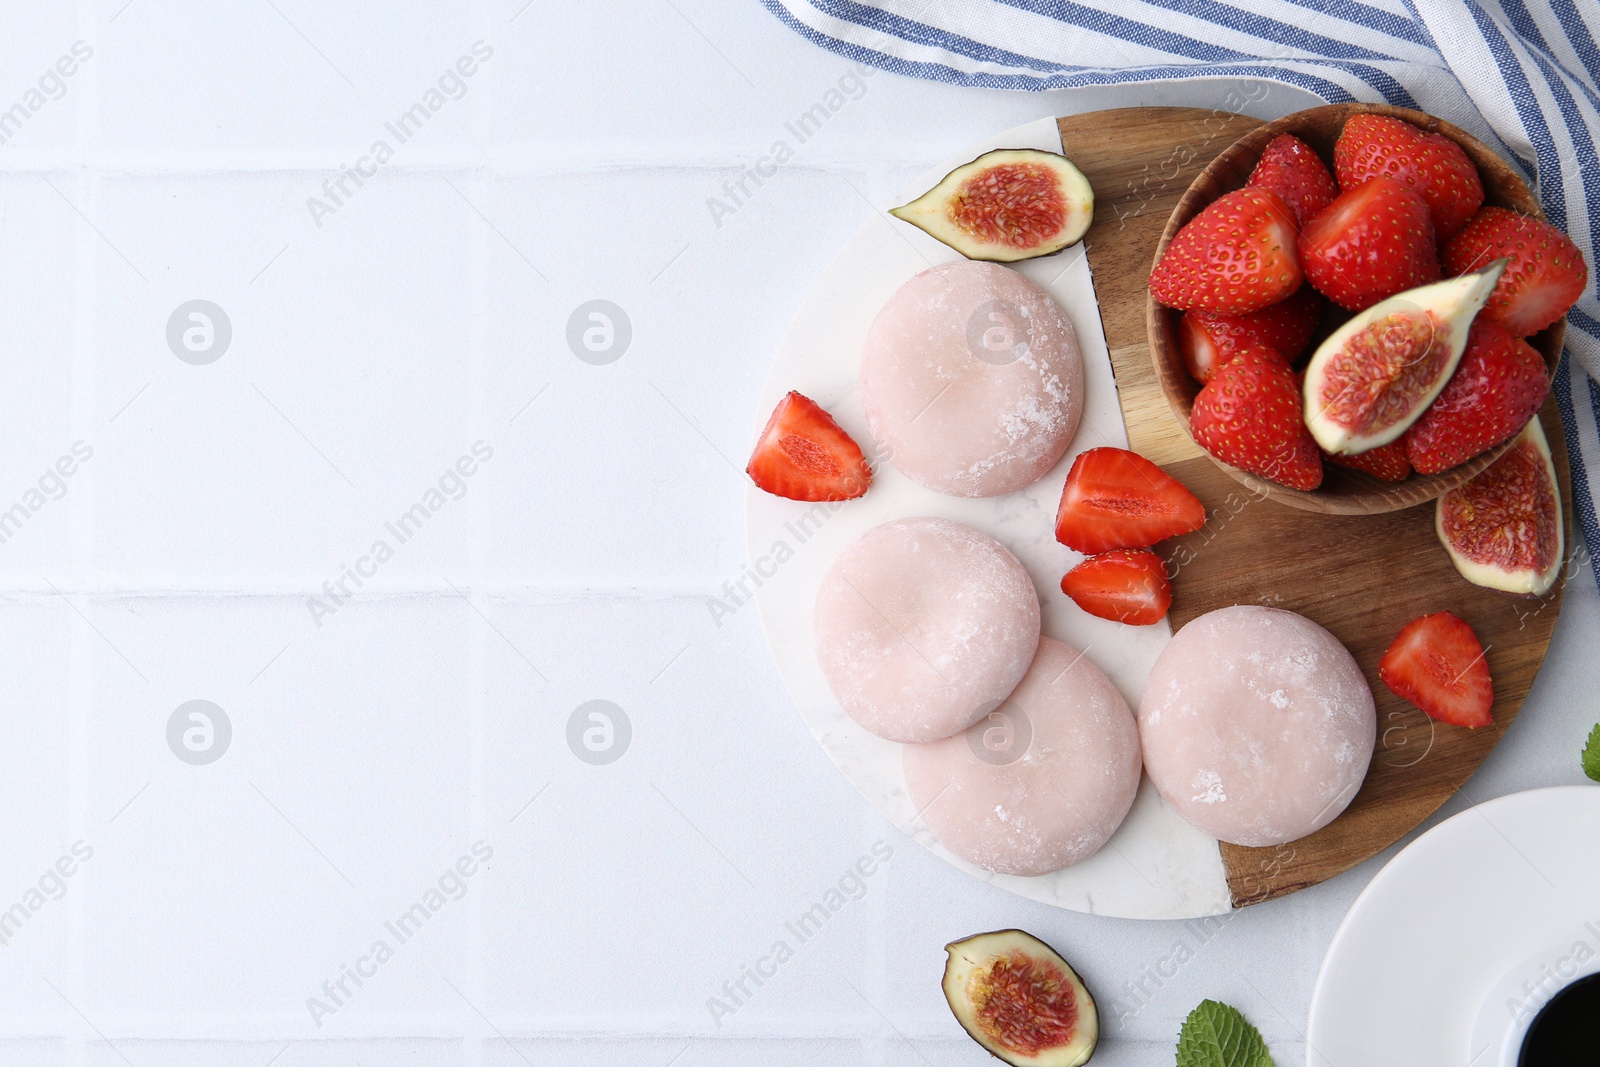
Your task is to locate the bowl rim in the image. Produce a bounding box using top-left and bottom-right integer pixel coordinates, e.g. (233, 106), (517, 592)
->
(1145, 101), (1566, 516)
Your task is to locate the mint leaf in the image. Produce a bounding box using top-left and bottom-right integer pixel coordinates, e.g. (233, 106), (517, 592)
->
(1176, 1000), (1274, 1067)
(1583, 724), (1600, 783)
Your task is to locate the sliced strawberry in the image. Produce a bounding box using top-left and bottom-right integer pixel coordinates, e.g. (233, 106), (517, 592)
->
(1299, 177), (1440, 310)
(1178, 284), (1324, 383)
(1190, 346), (1324, 490)
(1060, 549), (1171, 626)
(1404, 318), (1551, 474)
(1442, 206), (1589, 337)
(1247, 133), (1339, 228)
(1379, 611), (1494, 728)
(1054, 446), (1207, 554)
(1324, 440), (1412, 481)
(1150, 188), (1303, 314)
(746, 391), (871, 501)
(1334, 113), (1484, 241)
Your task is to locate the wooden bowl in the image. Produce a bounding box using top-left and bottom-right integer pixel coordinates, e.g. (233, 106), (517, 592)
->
(1147, 102), (1565, 515)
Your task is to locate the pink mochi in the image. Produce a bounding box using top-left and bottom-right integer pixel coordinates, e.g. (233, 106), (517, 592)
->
(1138, 605), (1376, 848)
(860, 261), (1084, 497)
(813, 517), (1040, 744)
(903, 637), (1142, 876)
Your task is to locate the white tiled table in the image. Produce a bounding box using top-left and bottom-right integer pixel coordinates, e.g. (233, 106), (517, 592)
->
(1, 3), (1595, 1064)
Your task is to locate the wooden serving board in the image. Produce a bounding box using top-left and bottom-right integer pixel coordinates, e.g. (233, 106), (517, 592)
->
(1057, 108), (1573, 908)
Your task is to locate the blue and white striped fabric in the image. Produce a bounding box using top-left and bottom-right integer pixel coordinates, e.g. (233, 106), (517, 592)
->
(762, 0), (1600, 589)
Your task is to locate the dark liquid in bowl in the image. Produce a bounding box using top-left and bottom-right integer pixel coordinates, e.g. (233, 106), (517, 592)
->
(1519, 972), (1600, 1065)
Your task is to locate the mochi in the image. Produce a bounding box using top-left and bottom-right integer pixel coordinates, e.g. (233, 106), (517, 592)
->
(1138, 605), (1376, 848)
(860, 261), (1084, 497)
(904, 637), (1142, 876)
(814, 517), (1040, 744)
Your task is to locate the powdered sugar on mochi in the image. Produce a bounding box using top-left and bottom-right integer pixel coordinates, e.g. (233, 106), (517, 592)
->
(860, 261), (1084, 498)
(814, 517), (1040, 744)
(902, 637), (1142, 876)
(1138, 605), (1376, 849)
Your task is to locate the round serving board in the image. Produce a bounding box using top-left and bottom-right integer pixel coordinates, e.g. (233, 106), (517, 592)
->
(747, 108), (1571, 919)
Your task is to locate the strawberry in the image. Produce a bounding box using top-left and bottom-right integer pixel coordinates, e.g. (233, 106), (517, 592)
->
(1060, 549), (1171, 626)
(1054, 446), (1207, 554)
(1442, 206), (1589, 337)
(1404, 318), (1550, 474)
(746, 391), (871, 501)
(1324, 440), (1412, 481)
(1247, 133), (1340, 228)
(1149, 188), (1303, 314)
(1178, 283), (1324, 383)
(1379, 611), (1494, 728)
(1298, 177), (1440, 310)
(1333, 113), (1484, 241)
(1190, 346), (1324, 490)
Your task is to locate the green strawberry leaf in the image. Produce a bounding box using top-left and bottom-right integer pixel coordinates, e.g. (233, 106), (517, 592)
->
(1176, 1000), (1275, 1067)
(1583, 723), (1600, 783)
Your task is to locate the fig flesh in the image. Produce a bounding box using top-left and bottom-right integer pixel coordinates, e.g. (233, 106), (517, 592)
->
(1302, 262), (1505, 455)
(1437, 417), (1563, 596)
(943, 929), (1097, 1067)
(891, 149), (1094, 263)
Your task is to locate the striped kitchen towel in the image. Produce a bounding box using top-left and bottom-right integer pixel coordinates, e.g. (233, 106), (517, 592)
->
(761, 0), (1600, 589)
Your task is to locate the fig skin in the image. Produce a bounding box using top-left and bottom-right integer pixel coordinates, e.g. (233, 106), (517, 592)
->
(942, 929), (1098, 1067)
(1302, 261), (1505, 455)
(891, 149), (1094, 263)
(1436, 417), (1564, 597)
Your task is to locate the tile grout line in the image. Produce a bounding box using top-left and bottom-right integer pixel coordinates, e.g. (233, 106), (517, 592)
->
(0, 149), (946, 175)
(465, 3), (491, 1058)
(65, 2), (99, 1062)
(864, 803), (888, 1067)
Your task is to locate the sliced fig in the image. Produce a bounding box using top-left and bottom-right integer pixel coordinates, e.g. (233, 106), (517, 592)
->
(1437, 417), (1563, 596)
(891, 149), (1094, 263)
(943, 929), (1097, 1067)
(1302, 262), (1505, 454)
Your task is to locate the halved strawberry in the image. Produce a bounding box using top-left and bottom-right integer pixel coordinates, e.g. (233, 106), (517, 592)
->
(1404, 318), (1551, 474)
(1060, 549), (1171, 626)
(1190, 346), (1324, 490)
(1379, 611), (1494, 728)
(1247, 133), (1339, 228)
(1150, 188), (1302, 314)
(1334, 113), (1484, 241)
(1299, 177), (1440, 310)
(1178, 283), (1324, 383)
(1054, 446), (1207, 554)
(746, 391), (871, 501)
(1325, 440), (1412, 481)
(1442, 206), (1589, 337)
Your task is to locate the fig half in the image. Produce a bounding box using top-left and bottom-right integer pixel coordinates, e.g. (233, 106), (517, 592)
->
(891, 149), (1094, 263)
(1302, 261), (1505, 454)
(1437, 417), (1563, 595)
(943, 929), (1098, 1066)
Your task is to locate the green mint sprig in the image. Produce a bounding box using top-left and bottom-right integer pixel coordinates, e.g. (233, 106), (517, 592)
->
(1175, 999), (1275, 1067)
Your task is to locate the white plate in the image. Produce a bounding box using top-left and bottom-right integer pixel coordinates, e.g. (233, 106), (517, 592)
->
(744, 116), (1232, 919)
(1307, 786), (1600, 1065)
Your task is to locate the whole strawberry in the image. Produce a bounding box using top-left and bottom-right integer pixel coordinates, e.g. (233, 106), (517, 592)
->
(1299, 177), (1439, 310)
(1191, 346), (1324, 490)
(1150, 188), (1302, 314)
(1178, 283), (1323, 383)
(1325, 440), (1412, 481)
(1334, 113), (1484, 241)
(1247, 133), (1339, 228)
(1404, 318), (1550, 474)
(1442, 206), (1588, 337)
